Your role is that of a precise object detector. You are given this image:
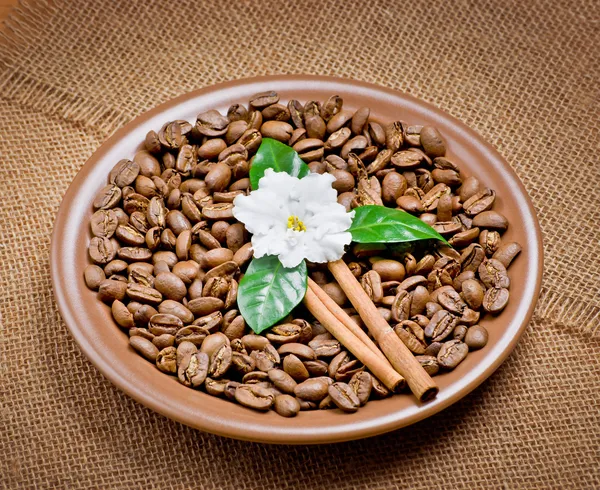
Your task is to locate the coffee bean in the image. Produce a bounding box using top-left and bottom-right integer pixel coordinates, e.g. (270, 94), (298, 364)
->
(133, 150), (161, 177)
(492, 242), (522, 268)
(294, 377), (332, 401)
(463, 188), (496, 216)
(235, 384), (274, 411)
(472, 210), (508, 232)
(130, 336), (159, 362)
(274, 394), (300, 417)
(260, 120), (293, 142)
(437, 339), (469, 369)
(415, 355), (440, 376)
(153, 333), (175, 350)
(195, 110), (229, 137)
(157, 300), (193, 324)
(479, 229), (502, 256)
(268, 368), (297, 394)
(478, 258), (510, 289)
(372, 259), (405, 282)
(249, 91), (279, 109)
(84, 264), (106, 290)
(397, 195), (424, 213)
(461, 279), (484, 309)
(425, 310), (459, 342)
(328, 382), (360, 412)
(97, 279), (127, 303)
(483, 287), (510, 313)
(179, 351), (209, 388)
(394, 320), (428, 354)
(420, 126), (446, 157)
(282, 354), (310, 382)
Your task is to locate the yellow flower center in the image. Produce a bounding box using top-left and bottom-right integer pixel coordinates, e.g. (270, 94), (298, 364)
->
(287, 215), (306, 232)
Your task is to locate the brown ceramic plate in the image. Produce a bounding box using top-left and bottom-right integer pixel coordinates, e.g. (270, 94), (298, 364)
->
(51, 75), (543, 444)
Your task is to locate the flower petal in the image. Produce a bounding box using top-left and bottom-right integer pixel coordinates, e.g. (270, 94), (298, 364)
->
(233, 189), (288, 236)
(295, 172), (338, 208)
(304, 230), (353, 264)
(304, 204), (355, 238)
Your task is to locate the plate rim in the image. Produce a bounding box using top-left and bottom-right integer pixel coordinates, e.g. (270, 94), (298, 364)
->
(50, 74), (544, 444)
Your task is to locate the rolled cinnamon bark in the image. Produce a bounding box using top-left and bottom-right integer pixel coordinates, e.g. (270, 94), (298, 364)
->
(308, 278), (388, 364)
(328, 259), (438, 402)
(303, 287), (405, 392)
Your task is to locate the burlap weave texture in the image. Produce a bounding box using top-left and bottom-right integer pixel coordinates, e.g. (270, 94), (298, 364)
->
(1, 0), (599, 488)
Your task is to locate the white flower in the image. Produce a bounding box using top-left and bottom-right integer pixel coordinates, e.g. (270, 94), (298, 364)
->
(232, 169), (355, 268)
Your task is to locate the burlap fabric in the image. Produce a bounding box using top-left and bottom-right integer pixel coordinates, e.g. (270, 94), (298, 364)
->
(1, 0), (599, 488)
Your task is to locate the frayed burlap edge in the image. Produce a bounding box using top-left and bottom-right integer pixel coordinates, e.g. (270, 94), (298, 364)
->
(0, 0), (129, 134)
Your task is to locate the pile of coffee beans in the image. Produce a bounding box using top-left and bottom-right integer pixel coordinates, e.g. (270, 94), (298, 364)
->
(84, 91), (521, 416)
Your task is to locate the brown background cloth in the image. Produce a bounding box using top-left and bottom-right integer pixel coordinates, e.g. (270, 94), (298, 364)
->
(1, 0), (599, 488)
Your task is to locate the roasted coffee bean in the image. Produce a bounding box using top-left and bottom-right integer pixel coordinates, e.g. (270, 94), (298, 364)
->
(260, 120), (293, 142)
(397, 195), (424, 213)
(420, 126), (446, 157)
(282, 354), (310, 382)
(149, 313), (183, 336)
(111, 299), (134, 328)
(479, 259), (510, 288)
(158, 300), (194, 324)
(308, 338), (341, 358)
(154, 270), (186, 302)
(249, 91), (279, 109)
(361, 270), (383, 303)
(483, 287), (510, 313)
(437, 287), (467, 314)
(437, 339), (469, 369)
(179, 352), (209, 388)
(397, 275), (427, 291)
(130, 336), (159, 362)
(156, 346), (177, 374)
(492, 242), (522, 268)
(394, 320), (427, 354)
(479, 229), (501, 256)
(153, 333), (175, 350)
(424, 341), (443, 357)
(266, 323), (301, 344)
(348, 371), (372, 406)
(463, 188), (496, 216)
(425, 310), (459, 342)
(84, 264), (106, 290)
(448, 227), (480, 248)
(274, 394), (300, 417)
(415, 355), (440, 376)
(460, 243), (486, 273)
(303, 359), (329, 377)
(208, 343), (232, 377)
(268, 368), (297, 394)
(195, 110), (229, 137)
(235, 384), (274, 411)
(472, 211), (508, 232)
(294, 377), (332, 401)
(90, 209), (118, 238)
(453, 324), (468, 341)
(250, 344), (280, 372)
(461, 279), (484, 309)
(328, 382), (360, 412)
(391, 289), (411, 322)
(372, 259), (405, 282)
(89, 237), (116, 264)
(320, 95), (342, 120)
(98, 279), (127, 302)
(465, 325), (489, 349)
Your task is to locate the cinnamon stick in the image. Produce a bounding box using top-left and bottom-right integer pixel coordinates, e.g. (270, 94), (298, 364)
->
(307, 278), (388, 364)
(303, 287), (405, 392)
(328, 259), (439, 402)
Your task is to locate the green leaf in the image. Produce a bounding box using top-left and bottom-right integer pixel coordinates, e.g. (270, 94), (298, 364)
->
(249, 138), (310, 189)
(237, 255), (308, 334)
(349, 205), (449, 245)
